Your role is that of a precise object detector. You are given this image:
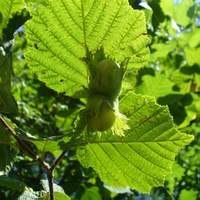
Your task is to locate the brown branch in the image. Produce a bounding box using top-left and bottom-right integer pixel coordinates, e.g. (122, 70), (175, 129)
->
(0, 115), (68, 200)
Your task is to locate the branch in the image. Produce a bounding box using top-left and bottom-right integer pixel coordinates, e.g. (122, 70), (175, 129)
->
(0, 115), (67, 200)
(50, 150), (67, 171)
(0, 115), (49, 171)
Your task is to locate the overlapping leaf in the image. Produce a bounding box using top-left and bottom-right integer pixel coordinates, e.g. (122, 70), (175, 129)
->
(25, 0), (150, 96)
(0, 0), (25, 41)
(160, 0), (194, 27)
(135, 72), (178, 99)
(0, 122), (17, 174)
(76, 92), (194, 193)
(0, 53), (18, 113)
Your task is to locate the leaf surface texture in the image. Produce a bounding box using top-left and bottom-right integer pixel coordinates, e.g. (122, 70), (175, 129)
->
(25, 0), (149, 95)
(76, 92), (194, 192)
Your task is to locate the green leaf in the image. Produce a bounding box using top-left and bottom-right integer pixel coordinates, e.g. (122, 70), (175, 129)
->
(160, 0), (194, 27)
(185, 48), (200, 66)
(0, 52), (18, 113)
(41, 180), (64, 193)
(16, 129), (71, 155)
(150, 42), (175, 61)
(80, 186), (101, 200)
(41, 180), (71, 200)
(24, 0), (150, 96)
(0, 0), (25, 41)
(54, 192), (71, 200)
(0, 175), (26, 190)
(179, 28), (200, 48)
(179, 189), (198, 200)
(24, 0), (47, 6)
(165, 163), (185, 192)
(76, 92), (194, 193)
(177, 93), (200, 129)
(42, 192), (71, 200)
(135, 72), (177, 99)
(0, 122), (17, 174)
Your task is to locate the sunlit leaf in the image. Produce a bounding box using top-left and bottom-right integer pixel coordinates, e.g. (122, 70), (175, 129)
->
(0, 0), (25, 41)
(179, 189), (198, 200)
(76, 92), (194, 193)
(135, 72), (177, 98)
(185, 48), (200, 66)
(160, 0), (194, 27)
(24, 0), (150, 96)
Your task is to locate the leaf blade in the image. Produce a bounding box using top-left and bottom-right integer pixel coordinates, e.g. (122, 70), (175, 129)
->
(24, 0), (149, 95)
(76, 92), (194, 193)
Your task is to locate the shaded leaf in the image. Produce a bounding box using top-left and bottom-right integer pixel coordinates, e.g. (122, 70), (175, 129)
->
(0, 0), (25, 42)
(80, 186), (101, 200)
(0, 175), (26, 190)
(0, 122), (17, 174)
(0, 52), (18, 113)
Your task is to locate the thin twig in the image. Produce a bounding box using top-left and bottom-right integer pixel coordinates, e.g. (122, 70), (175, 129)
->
(0, 115), (49, 171)
(50, 150), (67, 171)
(0, 115), (67, 200)
(0, 115), (70, 200)
(0, 116), (51, 199)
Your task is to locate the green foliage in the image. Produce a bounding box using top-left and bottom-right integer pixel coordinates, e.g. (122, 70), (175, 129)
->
(0, 122), (17, 174)
(0, 52), (18, 113)
(0, 0), (25, 42)
(77, 92), (193, 193)
(160, 0), (195, 27)
(0, 0), (199, 199)
(0, 175), (26, 190)
(24, 0), (150, 96)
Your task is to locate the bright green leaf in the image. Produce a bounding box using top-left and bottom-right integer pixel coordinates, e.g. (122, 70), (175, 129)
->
(76, 92), (194, 193)
(160, 0), (194, 27)
(180, 28), (200, 48)
(24, 0), (150, 96)
(179, 189), (198, 200)
(160, 0), (174, 17)
(135, 72), (177, 99)
(0, 0), (25, 41)
(165, 163), (185, 192)
(54, 192), (71, 200)
(150, 42), (175, 61)
(185, 48), (200, 65)
(42, 192), (71, 200)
